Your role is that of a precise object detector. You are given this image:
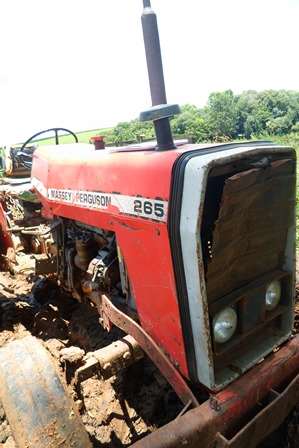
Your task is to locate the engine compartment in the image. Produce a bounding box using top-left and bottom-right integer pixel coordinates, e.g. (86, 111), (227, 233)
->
(54, 220), (131, 308)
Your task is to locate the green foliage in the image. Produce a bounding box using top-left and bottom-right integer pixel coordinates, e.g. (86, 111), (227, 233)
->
(33, 89), (299, 146)
(171, 104), (209, 142)
(235, 90), (299, 138)
(292, 122), (299, 133)
(110, 119), (154, 145)
(101, 89), (299, 145)
(37, 128), (112, 146)
(204, 90), (239, 140)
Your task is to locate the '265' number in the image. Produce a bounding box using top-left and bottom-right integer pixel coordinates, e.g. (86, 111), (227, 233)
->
(133, 199), (165, 219)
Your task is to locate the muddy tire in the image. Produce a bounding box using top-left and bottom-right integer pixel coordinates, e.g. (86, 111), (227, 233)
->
(0, 336), (91, 448)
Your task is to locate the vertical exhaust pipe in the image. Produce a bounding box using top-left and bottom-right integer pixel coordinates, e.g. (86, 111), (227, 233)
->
(140, 0), (180, 151)
(141, 0), (167, 106)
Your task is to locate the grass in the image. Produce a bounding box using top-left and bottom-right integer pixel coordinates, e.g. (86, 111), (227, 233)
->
(35, 127), (112, 145)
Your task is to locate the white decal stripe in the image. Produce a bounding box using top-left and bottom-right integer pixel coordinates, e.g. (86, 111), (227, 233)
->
(31, 177), (47, 198)
(31, 177), (168, 222)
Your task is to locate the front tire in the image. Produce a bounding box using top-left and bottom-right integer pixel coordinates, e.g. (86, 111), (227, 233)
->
(0, 336), (91, 448)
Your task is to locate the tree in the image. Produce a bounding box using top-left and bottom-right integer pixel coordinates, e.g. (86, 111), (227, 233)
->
(171, 104), (209, 142)
(108, 89), (299, 145)
(111, 120), (154, 144)
(205, 90), (239, 140)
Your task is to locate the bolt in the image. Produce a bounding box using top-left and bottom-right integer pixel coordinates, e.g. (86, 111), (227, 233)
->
(209, 397), (221, 412)
(123, 352), (131, 361)
(103, 362), (111, 371)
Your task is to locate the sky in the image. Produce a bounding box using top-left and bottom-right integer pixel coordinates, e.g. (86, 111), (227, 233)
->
(0, 0), (298, 145)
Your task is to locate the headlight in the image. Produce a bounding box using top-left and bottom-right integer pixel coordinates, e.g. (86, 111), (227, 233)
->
(213, 307), (237, 344)
(265, 280), (281, 311)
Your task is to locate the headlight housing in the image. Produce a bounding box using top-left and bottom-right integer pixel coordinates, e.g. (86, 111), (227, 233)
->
(265, 280), (281, 311)
(213, 307), (237, 344)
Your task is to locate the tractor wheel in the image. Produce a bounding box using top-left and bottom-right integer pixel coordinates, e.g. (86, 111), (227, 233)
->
(0, 336), (91, 448)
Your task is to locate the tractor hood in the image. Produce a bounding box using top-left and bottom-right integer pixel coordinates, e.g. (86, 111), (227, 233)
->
(31, 140), (285, 227)
(31, 141), (191, 223)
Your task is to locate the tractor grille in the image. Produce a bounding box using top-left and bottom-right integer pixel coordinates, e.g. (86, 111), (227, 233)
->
(202, 157), (295, 302)
(201, 155), (296, 376)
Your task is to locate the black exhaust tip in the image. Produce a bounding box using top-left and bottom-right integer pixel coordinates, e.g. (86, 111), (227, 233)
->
(140, 0), (180, 150)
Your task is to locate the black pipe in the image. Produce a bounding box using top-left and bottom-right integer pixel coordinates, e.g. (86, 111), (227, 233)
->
(141, 0), (177, 150)
(153, 119), (174, 151)
(141, 1), (167, 106)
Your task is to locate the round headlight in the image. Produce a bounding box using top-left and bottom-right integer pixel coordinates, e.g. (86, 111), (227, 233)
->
(213, 307), (237, 344)
(265, 280), (281, 311)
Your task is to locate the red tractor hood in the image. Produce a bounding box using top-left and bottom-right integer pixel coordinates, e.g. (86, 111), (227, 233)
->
(31, 141), (196, 223)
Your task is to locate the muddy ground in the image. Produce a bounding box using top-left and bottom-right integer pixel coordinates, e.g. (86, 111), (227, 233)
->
(0, 267), (298, 447)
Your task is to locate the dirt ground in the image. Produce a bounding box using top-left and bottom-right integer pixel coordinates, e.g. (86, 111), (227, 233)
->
(0, 268), (298, 447)
(0, 269), (182, 448)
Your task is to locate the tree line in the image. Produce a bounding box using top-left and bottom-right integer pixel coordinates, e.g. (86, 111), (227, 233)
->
(104, 90), (299, 145)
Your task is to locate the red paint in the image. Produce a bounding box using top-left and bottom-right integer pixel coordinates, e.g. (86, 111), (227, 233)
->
(31, 143), (193, 377)
(90, 135), (105, 149)
(130, 335), (299, 448)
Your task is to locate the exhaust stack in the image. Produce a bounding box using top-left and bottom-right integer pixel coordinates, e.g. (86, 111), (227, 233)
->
(140, 0), (180, 151)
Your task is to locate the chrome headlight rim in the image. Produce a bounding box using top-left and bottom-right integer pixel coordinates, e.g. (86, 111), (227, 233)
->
(212, 307), (238, 345)
(265, 279), (281, 311)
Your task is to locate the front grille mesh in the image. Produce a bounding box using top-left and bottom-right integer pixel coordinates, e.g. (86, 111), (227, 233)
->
(202, 158), (296, 302)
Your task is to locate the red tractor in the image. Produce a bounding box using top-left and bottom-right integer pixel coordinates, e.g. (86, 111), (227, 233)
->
(0, 1), (298, 447)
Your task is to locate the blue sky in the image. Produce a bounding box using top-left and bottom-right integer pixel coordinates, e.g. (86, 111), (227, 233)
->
(0, 0), (298, 144)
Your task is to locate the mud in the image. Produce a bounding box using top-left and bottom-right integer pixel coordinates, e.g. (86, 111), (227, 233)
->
(0, 266), (298, 447)
(0, 268), (181, 448)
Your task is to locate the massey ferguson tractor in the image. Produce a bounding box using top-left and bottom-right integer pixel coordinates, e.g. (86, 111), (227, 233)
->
(0, 1), (298, 447)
